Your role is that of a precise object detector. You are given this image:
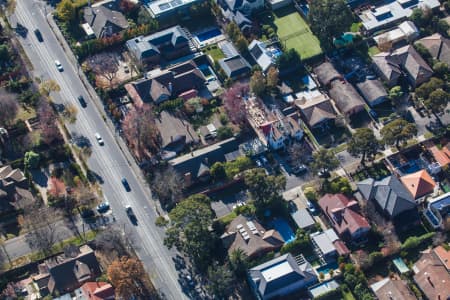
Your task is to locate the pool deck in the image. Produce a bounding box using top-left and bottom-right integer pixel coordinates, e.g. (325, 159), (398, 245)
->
(193, 28), (227, 49)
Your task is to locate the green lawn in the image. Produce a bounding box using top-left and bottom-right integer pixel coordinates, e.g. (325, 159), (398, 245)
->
(262, 6), (322, 59)
(368, 46), (381, 56)
(203, 44), (225, 62)
(343, 290), (356, 300)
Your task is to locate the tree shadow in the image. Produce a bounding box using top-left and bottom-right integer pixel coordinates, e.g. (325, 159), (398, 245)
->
(30, 168), (49, 188)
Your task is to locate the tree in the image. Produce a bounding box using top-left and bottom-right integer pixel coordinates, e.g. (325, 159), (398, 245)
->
(108, 256), (147, 299)
(119, 0), (137, 14)
(276, 49), (301, 71)
(226, 22), (241, 41)
(288, 142), (310, 165)
(122, 105), (160, 160)
(37, 100), (61, 145)
(244, 169), (286, 216)
(229, 248), (248, 278)
(39, 79), (61, 97)
(415, 77), (444, 99)
(433, 61), (449, 78)
(24, 151), (40, 170)
(137, 7), (154, 26)
(409, 8), (431, 29)
(250, 70), (266, 96)
(308, 0), (352, 50)
(310, 148), (339, 173)
(151, 166), (184, 209)
(380, 119), (417, 148)
(0, 90), (19, 127)
(62, 103), (78, 123)
(347, 128), (380, 164)
(56, 0), (76, 22)
(88, 53), (119, 87)
(388, 86), (404, 106)
(0, 44), (9, 62)
(425, 89), (450, 114)
(266, 66), (279, 89)
(216, 126), (233, 140)
(206, 264), (235, 299)
(164, 194), (216, 271)
(235, 36), (248, 53)
(222, 82), (249, 126)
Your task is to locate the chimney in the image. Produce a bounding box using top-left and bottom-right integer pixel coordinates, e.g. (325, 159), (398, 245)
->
(168, 82), (173, 94)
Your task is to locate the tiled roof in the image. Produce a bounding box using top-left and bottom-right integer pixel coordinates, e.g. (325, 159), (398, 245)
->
(416, 33), (450, 66)
(83, 1), (129, 38)
(413, 251), (450, 300)
(434, 246), (450, 271)
(313, 62), (340, 86)
(370, 278), (416, 300)
(400, 169), (436, 199)
(81, 282), (115, 300)
(295, 94), (337, 128)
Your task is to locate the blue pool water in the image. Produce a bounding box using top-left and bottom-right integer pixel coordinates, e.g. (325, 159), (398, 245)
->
(316, 262), (339, 274)
(272, 218), (295, 243)
(196, 28), (222, 42)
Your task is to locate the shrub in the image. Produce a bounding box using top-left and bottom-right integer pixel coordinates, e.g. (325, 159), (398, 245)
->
(280, 237), (310, 256)
(216, 126), (233, 140)
(304, 187), (317, 201)
(314, 288), (342, 300)
(401, 232), (435, 250)
(368, 251), (383, 265)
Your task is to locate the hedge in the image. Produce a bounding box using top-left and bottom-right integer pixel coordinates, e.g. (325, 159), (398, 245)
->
(314, 288), (343, 300)
(401, 232), (435, 250)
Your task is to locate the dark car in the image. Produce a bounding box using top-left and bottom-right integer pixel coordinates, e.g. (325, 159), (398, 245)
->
(96, 202), (110, 213)
(34, 29), (43, 42)
(78, 95), (87, 108)
(125, 205), (137, 224)
(121, 178), (131, 192)
(292, 164), (307, 175)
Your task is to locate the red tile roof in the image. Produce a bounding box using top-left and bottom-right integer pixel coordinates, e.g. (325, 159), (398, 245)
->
(81, 282), (115, 300)
(400, 169), (436, 199)
(434, 246), (450, 271)
(318, 194), (370, 238)
(427, 142), (450, 167)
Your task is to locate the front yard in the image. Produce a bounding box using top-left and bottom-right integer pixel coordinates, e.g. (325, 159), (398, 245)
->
(257, 6), (322, 59)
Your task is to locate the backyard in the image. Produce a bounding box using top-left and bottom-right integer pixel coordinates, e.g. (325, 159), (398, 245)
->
(257, 6), (322, 59)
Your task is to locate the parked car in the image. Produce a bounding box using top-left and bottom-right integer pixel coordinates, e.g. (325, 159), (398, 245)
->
(306, 200), (317, 214)
(317, 169), (330, 178)
(95, 133), (104, 145)
(55, 60), (63, 71)
(34, 29), (43, 42)
(292, 164), (307, 175)
(121, 178), (131, 192)
(77, 95), (87, 108)
(255, 159), (262, 167)
(288, 200), (297, 212)
(96, 202), (110, 213)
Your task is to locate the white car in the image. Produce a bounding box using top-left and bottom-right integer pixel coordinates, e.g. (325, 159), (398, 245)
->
(95, 133), (104, 145)
(55, 60), (63, 71)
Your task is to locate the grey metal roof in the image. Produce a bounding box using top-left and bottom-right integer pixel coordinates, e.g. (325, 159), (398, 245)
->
(83, 1), (129, 38)
(291, 208), (315, 229)
(356, 79), (387, 105)
(218, 55), (251, 78)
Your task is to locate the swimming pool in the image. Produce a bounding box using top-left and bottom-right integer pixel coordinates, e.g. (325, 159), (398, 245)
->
(196, 28), (222, 43)
(272, 218), (295, 243)
(316, 262), (339, 275)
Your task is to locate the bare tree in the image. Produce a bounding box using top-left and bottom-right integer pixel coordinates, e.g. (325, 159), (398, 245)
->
(0, 90), (19, 127)
(39, 79), (61, 98)
(288, 142), (310, 165)
(122, 105), (160, 160)
(95, 226), (135, 259)
(151, 166), (184, 209)
(37, 100), (61, 145)
(88, 53), (119, 87)
(62, 103), (78, 123)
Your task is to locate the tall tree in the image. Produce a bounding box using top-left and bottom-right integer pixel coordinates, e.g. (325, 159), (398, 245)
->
(56, 0), (76, 22)
(347, 128), (380, 164)
(206, 264), (235, 299)
(122, 105), (160, 160)
(0, 90), (19, 127)
(164, 194), (216, 272)
(308, 0), (353, 50)
(151, 166), (184, 209)
(288, 142), (310, 165)
(39, 79), (61, 97)
(244, 169), (286, 216)
(222, 82), (249, 126)
(87, 53), (119, 87)
(415, 77), (444, 100)
(249, 70), (266, 96)
(380, 119), (417, 148)
(229, 248), (248, 278)
(276, 49), (301, 71)
(37, 100), (61, 145)
(310, 148), (339, 173)
(107, 256), (147, 299)
(425, 89), (449, 114)
(388, 86), (404, 106)
(266, 66), (279, 89)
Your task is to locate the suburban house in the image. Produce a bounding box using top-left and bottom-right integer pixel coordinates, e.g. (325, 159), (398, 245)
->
(31, 245), (101, 296)
(425, 140), (450, 173)
(356, 79), (388, 107)
(80, 282), (115, 300)
(357, 175), (417, 220)
(294, 93), (337, 130)
(221, 215), (284, 258)
(0, 165), (33, 215)
(248, 40), (282, 72)
(155, 111), (200, 158)
(400, 169), (436, 200)
(433, 245), (450, 271)
(318, 194), (371, 244)
(373, 21), (419, 47)
(413, 248), (450, 300)
(358, 0), (440, 33)
(125, 60), (206, 105)
(423, 192), (450, 229)
(144, 0), (204, 20)
(310, 229), (350, 262)
(248, 253), (318, 300)
(291, 208), (316, 231)
(169, 137), (240, 186)
(313, 62), (341, 88)
(82, 0), (129, 39)
(218, 0), (264, 32)
(416, 33), (450, 65)
(372, 45), (433, 87)
(126, 26), (191, 64)
(328, 80), (366, 117)
(370, 278), (416, 300)
(218, 55), (251, 79)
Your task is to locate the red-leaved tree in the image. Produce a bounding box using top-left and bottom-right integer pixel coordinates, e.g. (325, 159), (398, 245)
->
(37, 101), (61, 145)
(222, 82), (249, 126)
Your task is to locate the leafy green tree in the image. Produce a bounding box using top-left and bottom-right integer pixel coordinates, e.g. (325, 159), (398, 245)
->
(164, 194), (216, 271)
(56, 0), (76, 22)
(24, 151), (40, 170)
(244, 169), (286, 216)
(409, 8), (431, 28)
(388, 86), (404, 106)
(250, 70), (266, 96)
(380, 119), (417, 148)
(415, 77), (444, 99)
(216, 126), (233, 140)
(210, 162), (226, 181)
(229, 249), (248, 278)
(425, 89), (450, 114)
(226, 22), (241, 41)
(266, 66), (279, 89)
(308, 0), (352, 50)
(235, 36), (248, 54)
(206, 264), (235, 299)
(433, 61), (449, 78)
(347, 128), (380, 164)
(0, 44), (9, 62)
(276, 49), (301, 71)
(310, 149), (339, 173)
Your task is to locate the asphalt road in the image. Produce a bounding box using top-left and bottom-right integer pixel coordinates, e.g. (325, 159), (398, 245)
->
(10, 1), (186, 298)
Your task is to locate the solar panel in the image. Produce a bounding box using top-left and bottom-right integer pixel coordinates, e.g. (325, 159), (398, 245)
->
(171, 0), (182, 6)
(158, 3), (171, 10)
